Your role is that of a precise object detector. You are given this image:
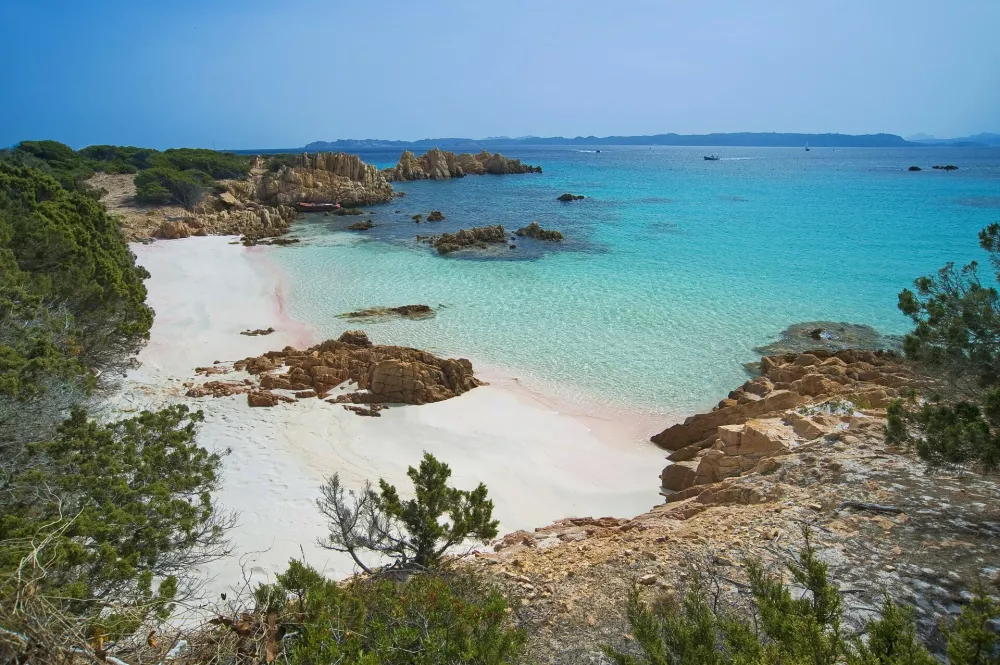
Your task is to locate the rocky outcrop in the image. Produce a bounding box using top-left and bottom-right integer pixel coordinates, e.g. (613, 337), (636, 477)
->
(652, 349), (910, 452)
(557, 193), (585, 202)
(383, 149), (541, 181)
(427, 210), (445, 222)
(420, 225), (507, 254)
(652, 349), (915, 500)
(230, 330), (481, 405)
(908, 166), (922, 171)
(259, 153), (395, 207)
(932, 165), (958, 171)
(338, 305), (435, 321)
(515, 222), (563, 241)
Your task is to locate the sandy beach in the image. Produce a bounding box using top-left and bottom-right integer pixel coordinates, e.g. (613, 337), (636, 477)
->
(122, 236), (667, 597)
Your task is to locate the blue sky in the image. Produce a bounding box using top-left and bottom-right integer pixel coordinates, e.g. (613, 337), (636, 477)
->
(1, 0), (998, 149)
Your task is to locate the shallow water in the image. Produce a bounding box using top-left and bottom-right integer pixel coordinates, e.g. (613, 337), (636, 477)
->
(270, 146), (1000, 417)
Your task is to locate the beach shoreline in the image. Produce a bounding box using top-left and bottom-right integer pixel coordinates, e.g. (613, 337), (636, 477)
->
(123, 236), (669, 595)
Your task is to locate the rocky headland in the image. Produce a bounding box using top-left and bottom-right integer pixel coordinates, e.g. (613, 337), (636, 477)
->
(184, 330), (481, 408)
(258, 152), (394, 207)
(93, 152), (394, 242)
(465, 348), (999, 663)
(384, 148), (541, 181)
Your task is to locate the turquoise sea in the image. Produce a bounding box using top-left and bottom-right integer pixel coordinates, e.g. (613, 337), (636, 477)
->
(270, 146), (1000, 418)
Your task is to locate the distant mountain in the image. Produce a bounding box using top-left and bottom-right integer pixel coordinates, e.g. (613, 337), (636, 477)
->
(302, 132), (915, 151)
(907, 132), (1000, 147)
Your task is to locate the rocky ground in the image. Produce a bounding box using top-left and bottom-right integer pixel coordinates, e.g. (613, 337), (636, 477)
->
(464, 350), (1000, 664)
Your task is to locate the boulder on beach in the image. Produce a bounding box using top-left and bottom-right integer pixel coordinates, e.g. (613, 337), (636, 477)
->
(557, 193), (585, 202)
(515, 221), (564, 241)
(230, 332), (482, 405)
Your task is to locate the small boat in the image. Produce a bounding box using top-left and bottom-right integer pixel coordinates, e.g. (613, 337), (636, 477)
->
(703, 154), (720, 161)
(294, 202), (341, 212)
(805, 142), (810, 152)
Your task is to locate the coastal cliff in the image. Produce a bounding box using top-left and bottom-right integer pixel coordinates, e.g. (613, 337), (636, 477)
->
(467, 349), (998, 661)
(384, 148), (541, 181)
(259, 152), (394, 207)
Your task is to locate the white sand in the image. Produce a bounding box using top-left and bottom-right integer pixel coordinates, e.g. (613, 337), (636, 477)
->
(123, 236), (667, 595)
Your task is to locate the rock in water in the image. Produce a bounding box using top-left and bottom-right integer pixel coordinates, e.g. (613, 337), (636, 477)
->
(339, 305), (435, 321)
(557, 193), (585, 201)
(427, 210), (445, 221)
(384, 149), (541, 181)
(422, 225), (507, 254)
(515, 221), (564, 241)
(752, 321), (902, 359)
(346, 220), (375, 230)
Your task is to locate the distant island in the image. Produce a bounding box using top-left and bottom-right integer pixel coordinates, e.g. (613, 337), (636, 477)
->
(301, 132), (916, 150)
(906, 132), (1000, 147)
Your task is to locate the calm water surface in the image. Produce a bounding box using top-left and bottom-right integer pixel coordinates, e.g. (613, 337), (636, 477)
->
(269, 146), (1000, 417)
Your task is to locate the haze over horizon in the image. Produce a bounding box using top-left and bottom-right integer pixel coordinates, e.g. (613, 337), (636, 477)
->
(2, 0), (998, 150)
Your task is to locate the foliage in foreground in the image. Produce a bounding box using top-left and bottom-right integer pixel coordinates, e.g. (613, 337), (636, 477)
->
(0, 405), (230, 658)
(607, 535), (999, 665)
(889, 223), (1000, 472)
(318, 452), (500, 572)
(222, 561), (526, 665)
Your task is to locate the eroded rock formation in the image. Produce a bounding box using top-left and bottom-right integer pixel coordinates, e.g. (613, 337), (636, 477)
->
(259, 152), (395, 207)
(384, 149), (541, 181)
(231, 330), (481, 405)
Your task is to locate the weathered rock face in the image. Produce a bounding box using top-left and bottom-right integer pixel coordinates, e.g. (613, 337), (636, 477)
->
(651, 349), (910, 452)
(259, 152), (395, 207)
(653, 349), (914, 498)
(515, 221), (563, 241)
(232, 330), (481, 405)
(384, 149), (541, 181)
(421, 225), (507, 254)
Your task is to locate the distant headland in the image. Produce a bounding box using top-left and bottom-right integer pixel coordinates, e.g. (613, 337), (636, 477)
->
(300, 132), (917, 151)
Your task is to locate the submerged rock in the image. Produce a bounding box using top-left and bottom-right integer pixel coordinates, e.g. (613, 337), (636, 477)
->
(932, 164), (959, 171)
(384, 148), (541, 181)
(908, 166), (922, 171)
(346, 220), (375, 230)
(515, 221), (564, 241)
(557, 193), (585, 202)
(338, 305), (435, 321)
(748, 321), (902, 374)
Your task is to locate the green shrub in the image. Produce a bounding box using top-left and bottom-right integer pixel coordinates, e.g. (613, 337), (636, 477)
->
(0, 405), (229, 644)
(134, 166), (212, 208)
(244, 562), (526, 665)
(608, 533), (998, 664)
(318, 452), (499, 572)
